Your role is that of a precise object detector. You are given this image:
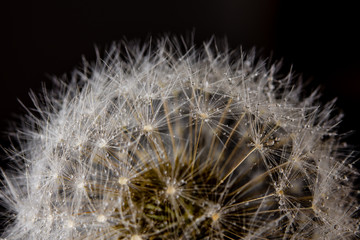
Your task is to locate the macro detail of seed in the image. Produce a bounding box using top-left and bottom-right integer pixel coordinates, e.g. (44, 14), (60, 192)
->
(0, 38), (359, 239)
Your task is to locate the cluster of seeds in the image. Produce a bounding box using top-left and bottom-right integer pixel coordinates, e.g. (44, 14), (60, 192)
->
(1, 39), (359, 239)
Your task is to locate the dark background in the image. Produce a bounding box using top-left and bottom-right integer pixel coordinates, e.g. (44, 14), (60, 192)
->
(0, 0), (359, 232)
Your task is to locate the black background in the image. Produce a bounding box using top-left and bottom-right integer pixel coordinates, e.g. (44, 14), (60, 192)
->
(1, 0), (359, 232)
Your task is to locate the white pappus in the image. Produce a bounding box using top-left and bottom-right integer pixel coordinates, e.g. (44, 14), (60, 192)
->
(0, 37), (359, 239)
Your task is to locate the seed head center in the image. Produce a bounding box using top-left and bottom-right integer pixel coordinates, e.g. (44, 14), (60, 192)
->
(76, 181), (85, 189)
(118, 176), (129, 185)
(199, 112), (209, 120)
(166, 185), (177, 195)
(130, 235), (142, 240)
(96, 214), (107, 223)
(143, 124), (154, 132)
(211, 213), (220, 222)
(277, 189), (284, 195)
(66, 220), (75, 228)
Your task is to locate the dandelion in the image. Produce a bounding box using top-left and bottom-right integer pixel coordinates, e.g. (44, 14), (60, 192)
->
(0, 37), (359, 239)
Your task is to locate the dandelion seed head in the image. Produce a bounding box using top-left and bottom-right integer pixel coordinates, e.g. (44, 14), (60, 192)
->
(0, 37), (359, 239)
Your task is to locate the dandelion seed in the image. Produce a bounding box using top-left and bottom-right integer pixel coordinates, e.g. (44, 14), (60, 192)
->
(118, 176), (129, 185)
(211, 213), (220, 222)
(76, 181), (85, 189)
(130, 235), (142, 240)
(165, 185), (177, 196)
(199, 112), (209, 120)
(66, 220), (75, 229)
(142, 124), (154, 132)
(96, 138), (108, 149)
(96, 214), (107, 223)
